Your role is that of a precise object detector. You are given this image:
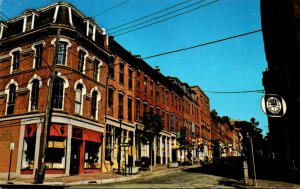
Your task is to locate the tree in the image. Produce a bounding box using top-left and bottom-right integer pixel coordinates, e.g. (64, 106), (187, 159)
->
(136, 111), (163, 168)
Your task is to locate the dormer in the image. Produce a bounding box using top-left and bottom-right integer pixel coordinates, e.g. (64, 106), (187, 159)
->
(0, 21), (7, 39)
(22, 9), (39, 32)
(84, 17), (96, 41)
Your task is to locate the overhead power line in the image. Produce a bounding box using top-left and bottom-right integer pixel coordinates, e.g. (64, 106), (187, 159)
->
(143, 29), (262, 59)
(107, 0), (192, 31)
(204, 89), (265, 94)
(110, 0), (208, 35)
(92, 0), (131, 18)
(113, 0), (220, 37)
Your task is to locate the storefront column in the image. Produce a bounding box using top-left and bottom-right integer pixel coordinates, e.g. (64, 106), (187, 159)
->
(153, 136), (157, 165)
(169, 138), (172, 163)
(165, 137), (168, 165)
(34, 124), (42, 172)
(16, 124), (25, 176)
(159, 136), (163, 164)
(65, 124), (72, 175)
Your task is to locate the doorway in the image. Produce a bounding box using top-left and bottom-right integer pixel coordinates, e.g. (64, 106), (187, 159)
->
(70, 139), (82, 175)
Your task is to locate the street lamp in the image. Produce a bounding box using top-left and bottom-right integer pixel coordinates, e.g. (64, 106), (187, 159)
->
(246, 132), (257, 187)
(117, 114), (123, 174)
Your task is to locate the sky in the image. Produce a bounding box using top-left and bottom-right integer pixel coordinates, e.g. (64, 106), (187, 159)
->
(0, 0), (269, 135)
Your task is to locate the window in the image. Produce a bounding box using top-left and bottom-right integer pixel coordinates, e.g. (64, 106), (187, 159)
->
(136, 72), (141, 90)
(108, 59), (114, 78)
(91, 91), (98, 119)
(52, 78), (64, 109)
(21, 129), (36, 169)
(119, 63), (124, 84)
(161, 87), (164, 102)
(170, 113), (174, 131)
(45, 136), (66, 169)
(128, 98), (132, 122)
(156, 107), (160, 115)
(56, 42), (67, 65)
(166, 113), (169, 130)
(166, 90), (169, 105)
(108, 88), (114, 115)
(7, 84), (16, 115)
(25, 15), (32, 32)
(143, 103), (148, 113)
(156, 83), (159, 100)
(93, 59), (99, 81)
(84, 141), (101, 168)
(30, 80), (39, 111)
(136, 100), (141, 121)
(12, 51), (20, 71)
(150, 81), (153, 98)
(175, 95), (177, 110)
(128, 69), (133, 89)
(75, 84), (83, 114)
(34, 44), (43, 68)
(143, 76), (147, 94)
(161, 111), (165, 127)
(78, 50), (85, 73)
(118, 93), (123, 117)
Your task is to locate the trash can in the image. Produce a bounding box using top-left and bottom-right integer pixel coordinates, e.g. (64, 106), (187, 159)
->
(140, 156), (150, 171)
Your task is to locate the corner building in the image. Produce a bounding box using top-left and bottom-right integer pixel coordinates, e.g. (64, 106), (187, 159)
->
(0, 2), (111, 177)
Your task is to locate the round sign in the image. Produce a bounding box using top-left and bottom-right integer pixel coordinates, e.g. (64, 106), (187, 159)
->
(261, 94), (287, 117)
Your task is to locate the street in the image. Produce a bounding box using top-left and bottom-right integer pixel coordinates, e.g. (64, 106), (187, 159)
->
(68, 167), (240, 189)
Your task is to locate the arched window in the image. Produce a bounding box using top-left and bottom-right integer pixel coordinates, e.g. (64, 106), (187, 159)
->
(30, 79), (39, 111)
(75, 84), (83, 114)
(91, 90), (98, 119)
(52, 77), (64, 109)
(7, 84), (16, 115)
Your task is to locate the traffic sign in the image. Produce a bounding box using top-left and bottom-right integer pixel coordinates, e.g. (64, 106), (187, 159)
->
(261, 94), (287, 117)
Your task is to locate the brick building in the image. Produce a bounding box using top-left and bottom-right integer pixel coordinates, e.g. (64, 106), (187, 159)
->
(0, 2), (214, 178)
(0, 2), (111, 177)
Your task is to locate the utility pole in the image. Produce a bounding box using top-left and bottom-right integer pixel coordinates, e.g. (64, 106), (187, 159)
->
(34, 29), (60, 184)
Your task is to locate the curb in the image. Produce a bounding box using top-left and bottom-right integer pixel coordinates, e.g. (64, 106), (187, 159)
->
(0, 165), (198, 186)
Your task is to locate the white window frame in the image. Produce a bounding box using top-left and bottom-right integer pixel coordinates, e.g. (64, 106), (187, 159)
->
(31, 41), (46, 69)
(90, 86), (101, 120)
(9, 47), (22, 73)
(85, 20), (96, 41)
(22, 13), (38, 32)
(77, 46), (89, 74)
(92, 56), (102, 82)
(27, 74), (42, 112)
(0, 22), (7, 40)
(74, 79), (87, 115)
(4, 79), (19, 115)
(51, 38), (71, 66)
(48, 72), (69, 110)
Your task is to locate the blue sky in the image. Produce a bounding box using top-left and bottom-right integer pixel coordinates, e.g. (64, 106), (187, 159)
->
(0, 0), (269, 135)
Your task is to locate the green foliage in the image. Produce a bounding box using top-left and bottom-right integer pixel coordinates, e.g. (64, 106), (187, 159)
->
(137, 111), (163, 144)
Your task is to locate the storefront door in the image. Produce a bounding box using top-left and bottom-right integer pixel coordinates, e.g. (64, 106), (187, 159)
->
(70, 139), (81, 175)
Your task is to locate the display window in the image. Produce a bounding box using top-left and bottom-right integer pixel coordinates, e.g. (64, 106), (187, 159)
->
(84, 141), (101, 169)
(45, 136), (66, 169)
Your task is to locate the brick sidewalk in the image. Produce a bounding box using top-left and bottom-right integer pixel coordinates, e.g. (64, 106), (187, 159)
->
(0, 164), (186, 185)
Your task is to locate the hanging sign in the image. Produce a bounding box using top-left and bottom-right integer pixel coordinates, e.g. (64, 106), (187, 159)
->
(261, 94), (287, 117)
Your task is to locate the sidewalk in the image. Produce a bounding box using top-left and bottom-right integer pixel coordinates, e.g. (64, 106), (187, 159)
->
(239, 178), (300, 188)
(0, 164), (194, 186)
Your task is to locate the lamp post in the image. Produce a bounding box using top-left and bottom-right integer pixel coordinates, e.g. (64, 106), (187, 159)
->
(246, 132), (257, 187)
(117, 114), (123, 174)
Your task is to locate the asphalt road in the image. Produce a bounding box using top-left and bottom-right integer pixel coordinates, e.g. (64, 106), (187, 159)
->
(68, 167), (240, 189)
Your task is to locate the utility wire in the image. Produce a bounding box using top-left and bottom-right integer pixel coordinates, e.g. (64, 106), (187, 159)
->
(92, 0), (131, 18)
(204, 89), (265, 94)
(107, 0), (192, 31)
(113, 0), (220, 37)
(110, 0), (207, 34)
(0, 10), (10, 20)
(143, 29), (262, 59)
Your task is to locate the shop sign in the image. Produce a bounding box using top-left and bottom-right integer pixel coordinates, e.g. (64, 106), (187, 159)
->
(261, 94), (287, 117)
(48, 141), (65, 148)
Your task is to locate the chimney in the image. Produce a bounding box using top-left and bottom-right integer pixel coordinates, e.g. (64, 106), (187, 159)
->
(134, 55), (141, 59)
(154, 66), (160, 73)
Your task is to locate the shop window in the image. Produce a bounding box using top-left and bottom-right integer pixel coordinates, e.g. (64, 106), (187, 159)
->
(21, 135), (36, 169)
(45, 137), (66, 169)
(84, 141), (101, 168)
